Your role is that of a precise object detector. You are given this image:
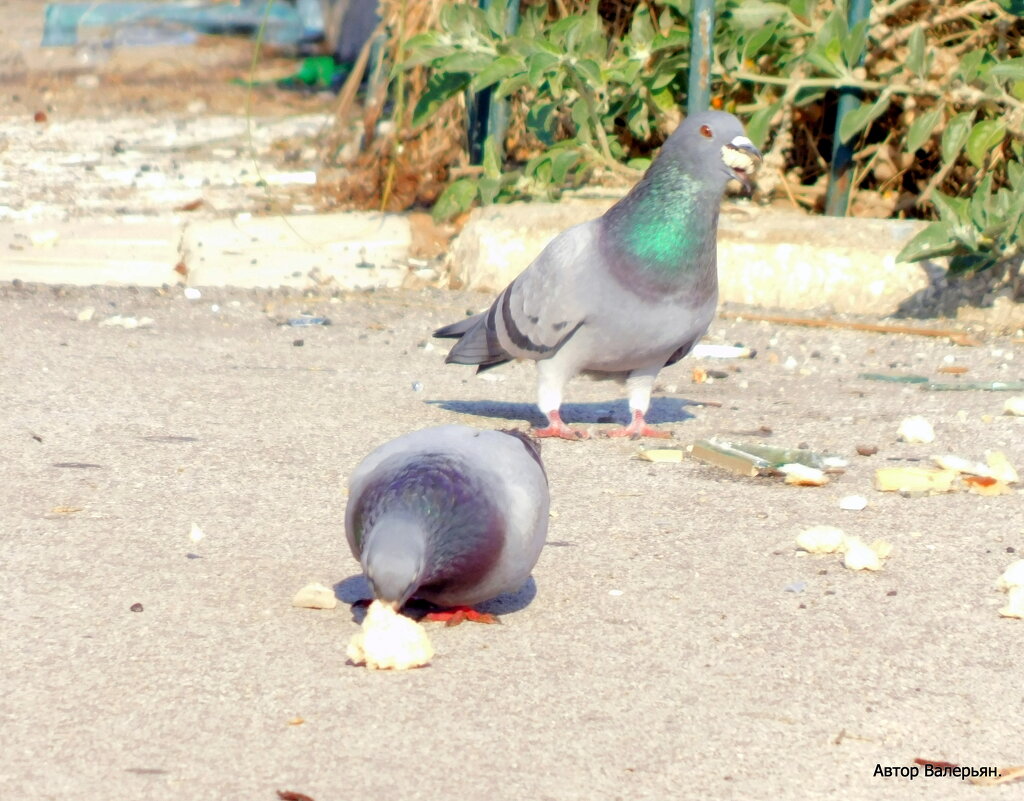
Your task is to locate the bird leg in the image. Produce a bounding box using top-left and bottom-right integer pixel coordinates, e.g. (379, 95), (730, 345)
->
(423, 606), (500, 627)
(532, 410), (589, 441)
(606, 409), (671, 439)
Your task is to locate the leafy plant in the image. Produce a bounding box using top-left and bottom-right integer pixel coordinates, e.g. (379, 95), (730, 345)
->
(330, 0), (1024, 284)
(401, 1), (693, 219)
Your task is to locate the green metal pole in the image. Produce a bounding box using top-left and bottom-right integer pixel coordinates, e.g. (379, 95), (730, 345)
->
(687, 0), (715, 114)
(825, 0), (872, 216)
(469, 0), (519, 164)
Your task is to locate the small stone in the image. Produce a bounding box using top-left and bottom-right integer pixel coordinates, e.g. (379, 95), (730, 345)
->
(130, 602), (144, 612)
(76, 306), (95, 322)
(291, 583), (338, 610)
(411, 381), (424, 392)
(856, 444), (878, 456)
(839, 495), (867, 511)
(1003, 397), (1024, 416)
(183, 287), (202, 300)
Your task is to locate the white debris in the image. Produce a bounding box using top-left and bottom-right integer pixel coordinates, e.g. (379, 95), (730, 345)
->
(999, 586), (1024, 619)
(779, 463), (829, 486)
(1003, 397), (1024, 417)
(99, 315), (154, 329)
(839, 495), (868, 511)
(897, 416), (935, 444)
(189, 522), (204, 543)
(796, 525), (847, 554)
(183, 287), (202, 300)
(346, 600), (433, 670)
(996, 559), (1024, 591)
(76, 306), (95, 322)
(291, 582), (338, 610)
(842, 537), (884, 571)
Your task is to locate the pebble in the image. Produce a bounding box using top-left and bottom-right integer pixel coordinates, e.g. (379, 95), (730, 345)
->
(839, 495), (868, 511)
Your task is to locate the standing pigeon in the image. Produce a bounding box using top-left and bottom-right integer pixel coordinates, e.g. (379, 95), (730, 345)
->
(434, 111), (761, 439)
(345, 425), (549, 623)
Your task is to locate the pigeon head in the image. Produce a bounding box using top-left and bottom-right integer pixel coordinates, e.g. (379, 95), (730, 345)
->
(361, 514), (429, 607)
(661, 110), (762, 195)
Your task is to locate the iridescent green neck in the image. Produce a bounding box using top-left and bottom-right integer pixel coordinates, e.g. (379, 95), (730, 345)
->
(605, 161), (717, 273)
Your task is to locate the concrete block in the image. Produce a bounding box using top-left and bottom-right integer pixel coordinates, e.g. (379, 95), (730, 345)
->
(0, 219), (183, 286)
(181, 211), (412, 290)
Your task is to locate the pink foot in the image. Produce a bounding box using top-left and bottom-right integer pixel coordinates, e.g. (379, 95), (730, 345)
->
(423, 606), (500, 627)
(531, 410), (589, 441)
(605, 410), (671, 440)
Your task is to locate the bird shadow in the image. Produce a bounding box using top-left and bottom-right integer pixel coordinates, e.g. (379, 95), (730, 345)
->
(426, 396), (698, 427)
(333, 574), (538, 624)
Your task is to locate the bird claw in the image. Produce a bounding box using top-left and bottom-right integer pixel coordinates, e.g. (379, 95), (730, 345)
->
(532, 411), (589, 440)
(424, 606), (500, 627)
(532, 424), (589, 440)
(604, 412), (671, 439)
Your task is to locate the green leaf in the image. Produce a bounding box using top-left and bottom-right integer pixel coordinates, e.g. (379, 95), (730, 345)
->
(985, 57), (1024, 83)
(837, 93), (889, 144)
(905, 108), (942, 154)
(571, 99), (592, 139)
(476, 175), (502, 205)
(628, 7), (655, 49)
(649, 85), (678, 112)
(482, 136), (501, 179)
(527, 51), (560, 86)
(746, 100), (782, 150)
(483, 0), (508, 36)
(412, 72), (471, 128)
(550, 148), (582, 184)
(526, 103), (558, 145)
(949, 252), (997, 274)
(996, 0), (1024, 15)
(941, 112), (973, 164)
(743, 25), (776, 62)
(439, 50), (494, 74)
(896, 223), (957, 263)
(931, 192), (968, 225)
(574, 58), (604, 88)
(956, 50), (985, 84)
(906, 27), (926, 79)
(965, 119), (1006, 168)
(432, 178), (478, 222)
(842, 19), (868, 69)
(399, 33), (451, 68)
(469, 55), (522, 91)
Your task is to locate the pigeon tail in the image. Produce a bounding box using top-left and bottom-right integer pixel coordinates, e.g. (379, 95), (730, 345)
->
(435, 313), (513, 370)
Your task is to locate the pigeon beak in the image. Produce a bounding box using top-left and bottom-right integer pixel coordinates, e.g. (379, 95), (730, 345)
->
(721, 136), (762, 195)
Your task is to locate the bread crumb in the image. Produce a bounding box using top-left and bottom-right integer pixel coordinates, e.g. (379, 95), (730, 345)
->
(347, 600), (434, 670)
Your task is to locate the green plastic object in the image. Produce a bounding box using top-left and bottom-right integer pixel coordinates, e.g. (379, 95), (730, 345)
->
(858, 372), (930, 384)
(921, 381), (1024, 392)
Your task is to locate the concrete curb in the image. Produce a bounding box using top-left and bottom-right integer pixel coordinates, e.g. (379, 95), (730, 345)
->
(450, 201), (936, 316)
(0, 202), (944, 317)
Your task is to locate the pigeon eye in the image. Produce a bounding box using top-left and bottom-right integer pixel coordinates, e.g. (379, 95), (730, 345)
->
(699, 124), (713, 138)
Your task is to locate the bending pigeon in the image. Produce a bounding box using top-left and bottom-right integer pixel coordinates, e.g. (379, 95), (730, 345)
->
(345, 425), (549, 623)
(434, 111), (761, 439)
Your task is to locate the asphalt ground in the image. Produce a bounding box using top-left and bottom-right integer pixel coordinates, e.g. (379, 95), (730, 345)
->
(2, 282), (1022, 800)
